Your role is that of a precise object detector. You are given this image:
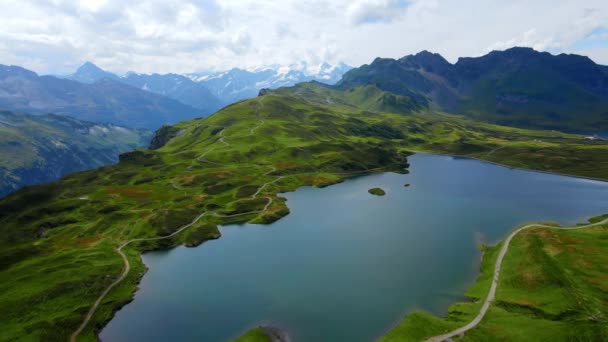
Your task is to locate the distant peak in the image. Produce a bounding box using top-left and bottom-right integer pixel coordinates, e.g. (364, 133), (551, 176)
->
(70, 61), (118, 84)
(402, 50), (447, 61)
(485, 46), (540, 58)
(399, 50), (451, 69)
(371, 57), (396, 64)
(77, 61), (104, 72)
(414, 50), (438, 57)
(503, 46), (536, 53)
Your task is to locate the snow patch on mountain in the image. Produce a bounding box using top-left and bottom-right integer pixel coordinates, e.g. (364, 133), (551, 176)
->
(186, 62), (351, 104)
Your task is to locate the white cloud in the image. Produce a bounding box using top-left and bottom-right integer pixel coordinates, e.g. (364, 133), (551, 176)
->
(487, 29), (560, 53)
(0, 0), (606, 75)
(346, 0), (410, 25)
(229, 32), (253, 55)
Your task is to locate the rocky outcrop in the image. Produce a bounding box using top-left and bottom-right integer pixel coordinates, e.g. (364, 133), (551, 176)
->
(149, 125), (183, 150)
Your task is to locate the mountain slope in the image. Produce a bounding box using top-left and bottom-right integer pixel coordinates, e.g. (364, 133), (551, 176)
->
(67, 62), (223, 113)
(0, 65), (205, 130)
(270, 81), (425, 114)
(120, 72), (223, 113)
(0, 110), (152, 197)
(67, 62), (119, 84)
(338, 47), (608, 130)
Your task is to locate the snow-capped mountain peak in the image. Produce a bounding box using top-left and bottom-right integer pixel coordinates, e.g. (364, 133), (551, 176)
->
(186, 62), (352, 104)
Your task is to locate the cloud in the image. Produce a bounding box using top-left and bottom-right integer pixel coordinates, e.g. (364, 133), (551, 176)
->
(487, 29), (560, 53)
(228, 32), (253, 55)
(276, 22), (299, 40)
(347, 0), (410, 25)
(0, 0), (606, 74)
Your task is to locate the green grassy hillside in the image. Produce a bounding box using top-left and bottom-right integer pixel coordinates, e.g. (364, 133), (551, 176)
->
(0, 111), (152, 197)
(382, 216), (608, 341)
(234, 326), (286, 342)
(1, 88), (607, 340)
(274, 82), (608, 179)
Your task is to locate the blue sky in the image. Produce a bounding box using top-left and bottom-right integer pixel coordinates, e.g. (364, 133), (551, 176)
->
(0, 0), (606, 74)
(572, 27), (608, 50)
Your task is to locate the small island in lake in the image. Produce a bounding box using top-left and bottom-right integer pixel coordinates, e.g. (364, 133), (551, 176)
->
(235, 326), (289, 342)
(368, 187), (386, 196)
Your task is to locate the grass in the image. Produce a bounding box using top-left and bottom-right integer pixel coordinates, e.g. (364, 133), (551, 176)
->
(381, 243), (502, 341)
(369, 187), (386, 196)
(381, 216), (608, 341)
(0, 110), (151, 197)
(1, 82), (608, 340)
(233, 327), (273, 342)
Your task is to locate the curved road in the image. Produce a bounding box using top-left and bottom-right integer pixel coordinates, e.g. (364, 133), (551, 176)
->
(69, 212), (208, 342)
(424, 217), (608, 342)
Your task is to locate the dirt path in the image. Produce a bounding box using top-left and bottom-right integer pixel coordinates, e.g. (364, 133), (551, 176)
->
(69, 212), (208, 342)
(250, 119), (265, 135)
(196, 129), (229, 165)
(484, 143), (509, 157)
(424, 217), (608, 342)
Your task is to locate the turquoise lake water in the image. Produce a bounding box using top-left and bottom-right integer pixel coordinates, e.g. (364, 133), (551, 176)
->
(101, 153), (608, 341)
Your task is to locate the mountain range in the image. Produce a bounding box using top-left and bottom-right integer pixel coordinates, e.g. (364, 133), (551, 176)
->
(338, 47), (608, 130)
(2, 48), (605, 135)
(187, 62), (352, 104)
(0, 65), (204, 130)
(0, 110), (151, 197)
(1, 47), (608, 341)
(65, 61), (352, 107)
(68, 62), (224, 114)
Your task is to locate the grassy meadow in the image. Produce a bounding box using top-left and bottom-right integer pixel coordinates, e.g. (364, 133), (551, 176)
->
(382, 216), (608, 341)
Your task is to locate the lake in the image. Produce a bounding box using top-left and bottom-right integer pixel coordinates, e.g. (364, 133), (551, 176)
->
(100, 153), (608, 342)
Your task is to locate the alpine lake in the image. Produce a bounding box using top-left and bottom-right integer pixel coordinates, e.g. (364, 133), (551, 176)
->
(101, 153), (608, 341)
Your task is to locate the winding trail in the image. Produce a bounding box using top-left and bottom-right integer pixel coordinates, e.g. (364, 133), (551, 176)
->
(196, 129), (229, 166)
(69, 213), (208, 342)
(424, 217), (608, 342)
(250, 119), (265, 135)
(484, 143), (509, 157)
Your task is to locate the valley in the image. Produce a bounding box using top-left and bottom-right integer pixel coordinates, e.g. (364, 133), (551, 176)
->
(0, 111), (152, 197)
(1, 82), (607, 340)
(1, 47), (608, 342)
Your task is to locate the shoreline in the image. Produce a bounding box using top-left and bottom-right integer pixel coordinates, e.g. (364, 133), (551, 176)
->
(379, 215), (608, 342)
(422, 216), (608, 342)
(88, 151), (605, 341)
(409, 150), (608, 183)
(88, 165), (399, 340)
